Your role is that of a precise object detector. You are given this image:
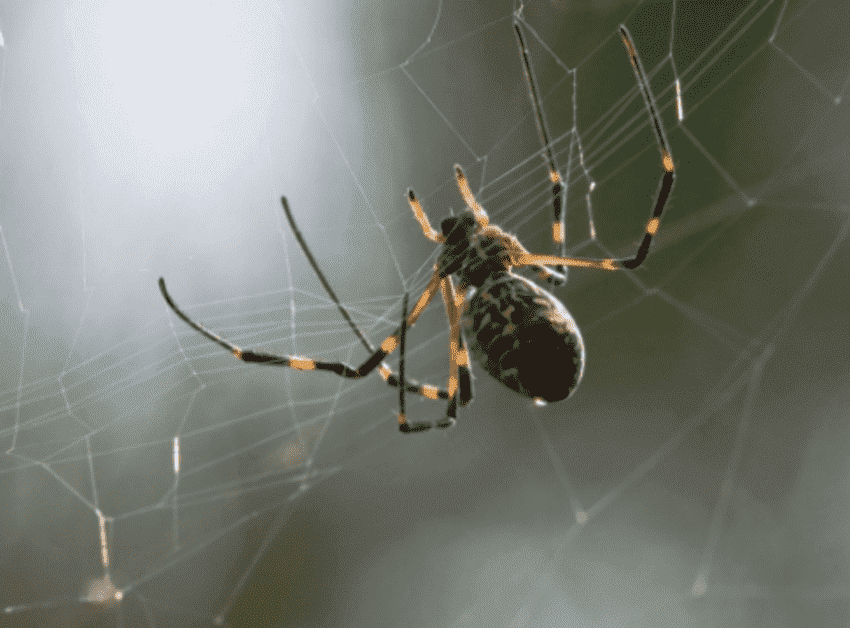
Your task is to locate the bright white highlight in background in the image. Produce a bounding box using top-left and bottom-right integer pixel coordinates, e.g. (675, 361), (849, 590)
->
(70, 0), (281, 193)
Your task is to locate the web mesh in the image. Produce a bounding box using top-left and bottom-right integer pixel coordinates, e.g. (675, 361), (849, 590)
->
(2, 0), (849, 626)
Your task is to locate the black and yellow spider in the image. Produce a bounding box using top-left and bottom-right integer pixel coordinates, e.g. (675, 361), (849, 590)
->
(158, 24), (674, 434)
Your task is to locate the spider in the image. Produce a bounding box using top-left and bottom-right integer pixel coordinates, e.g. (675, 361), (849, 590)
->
(158, 24), (674, 434)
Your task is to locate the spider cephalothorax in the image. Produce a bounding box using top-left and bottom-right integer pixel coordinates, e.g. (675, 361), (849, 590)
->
(437, 211), (509, 287)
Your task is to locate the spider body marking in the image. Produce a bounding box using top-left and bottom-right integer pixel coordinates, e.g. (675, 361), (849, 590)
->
(436, 208), (584, 404)
(158, 24), (675, 433)
(465, 272), (583, 404)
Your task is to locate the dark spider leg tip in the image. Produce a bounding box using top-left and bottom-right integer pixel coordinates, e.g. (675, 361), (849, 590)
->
(458, 369), (473, 406)
(158, 277), (171, 301)
(398, 292), (409, 433)
(436, 395), (458, 428)
(399, 422), (432, 434)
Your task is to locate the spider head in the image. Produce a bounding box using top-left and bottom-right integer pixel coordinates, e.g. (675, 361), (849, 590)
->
(441, 211), (476, 245)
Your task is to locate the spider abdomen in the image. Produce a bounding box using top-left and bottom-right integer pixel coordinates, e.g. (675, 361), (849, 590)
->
(462, 273), (585, 403)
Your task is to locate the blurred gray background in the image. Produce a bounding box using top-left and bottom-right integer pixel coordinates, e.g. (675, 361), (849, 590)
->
(1, 0), (849, 626)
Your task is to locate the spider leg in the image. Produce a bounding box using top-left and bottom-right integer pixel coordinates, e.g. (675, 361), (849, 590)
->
(510, 26), (675, 272)
(281, 195), (448, 389)
(452, 164), (611, 275)
(617, 25), (675, 269)
(441, 274), (473, 407)
(159, 276), (448, 400)
(406, 190), (445, 244)
(487, 228), (618, 271)
(510, 253), (619, 271)
(280, 196), (372, 355)
(397, 292), (420, 431)
(514, 19), (568, 286)
(397, 275), (473, 433)
(453, 165), (490, 228)
(396, 290), (441, 434)
(347, 270), (443, 378)
(158, 200), (449, 405)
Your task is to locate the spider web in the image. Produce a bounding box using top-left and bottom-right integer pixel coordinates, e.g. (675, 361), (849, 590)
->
(1, 0), (849, 626)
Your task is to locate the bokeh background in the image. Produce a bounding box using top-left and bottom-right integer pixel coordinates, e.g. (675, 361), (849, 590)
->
(1, 0), (849, 626)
